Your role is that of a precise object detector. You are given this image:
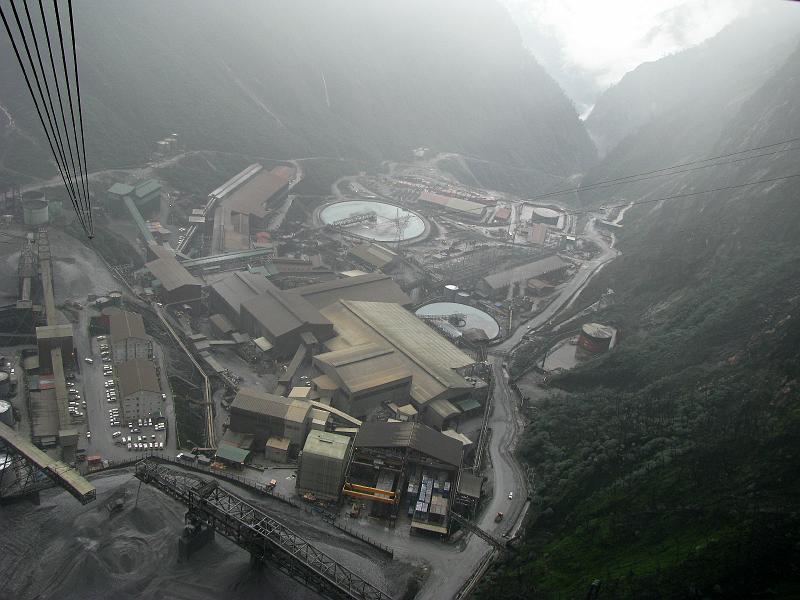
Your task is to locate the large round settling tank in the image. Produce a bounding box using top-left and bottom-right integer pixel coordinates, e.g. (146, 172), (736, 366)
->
(531, 206), (560, 226)
(22, 191), (49, 226)
(578, 322), (614, 353)
(0, 398), (14, 426)
(320, 200), (425, 242)
(416, 302), (500, 341)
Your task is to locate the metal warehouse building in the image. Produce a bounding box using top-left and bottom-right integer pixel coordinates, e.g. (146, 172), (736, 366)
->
(319, 300), (484, 430)
(239, 281), (334, 357)
(117, 359), (162, 423)
(110, 310), (152, 364)
(144, 255), (203, 305)
(344, 421), (463, 532)
(229, 387), (312, 450)
(289, 272), (411, 309)
(479, 255), (569, 298)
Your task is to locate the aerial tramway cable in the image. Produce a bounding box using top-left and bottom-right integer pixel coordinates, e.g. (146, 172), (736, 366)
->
(0, 0), (93, 236)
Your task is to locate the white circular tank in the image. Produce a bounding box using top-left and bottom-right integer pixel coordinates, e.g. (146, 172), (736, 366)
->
(0, 399), (14, 426)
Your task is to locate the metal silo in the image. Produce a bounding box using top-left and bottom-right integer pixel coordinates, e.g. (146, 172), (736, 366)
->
(22, 191), (49, 226)
(0, 399), (14, 426)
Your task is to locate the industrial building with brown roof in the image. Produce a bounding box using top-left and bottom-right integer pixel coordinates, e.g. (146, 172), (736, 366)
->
(230, 387), (312, 447)
(289, 273), (411, 309)
(480, 255), (568, 296)
(144, 255), (203, 304)
(313, 342), (412, 417)
(319, 300), (481, 429)
(353, 421), (463, 468)
(347, 243), (398, 270)
(208, 270), (274, 323)
(240, 280), (333, 356)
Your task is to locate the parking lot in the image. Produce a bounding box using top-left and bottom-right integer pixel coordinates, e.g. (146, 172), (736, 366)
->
(79, 332), (171, 462)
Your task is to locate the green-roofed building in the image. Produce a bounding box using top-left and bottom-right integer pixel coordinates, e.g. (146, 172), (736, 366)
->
(215, 443), (251, 468)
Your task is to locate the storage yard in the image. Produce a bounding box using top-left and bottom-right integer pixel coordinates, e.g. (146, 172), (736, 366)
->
(0, 149), (622, 600)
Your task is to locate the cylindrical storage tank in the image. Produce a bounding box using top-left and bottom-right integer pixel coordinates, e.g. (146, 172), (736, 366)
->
(22, 191), (49, 226)
(108, 291), (123, 307)
(531, 206), (560, 226)
(578, 323), (614, 353)
(0, 399), (14, 426)
(444, 284), (459, 300)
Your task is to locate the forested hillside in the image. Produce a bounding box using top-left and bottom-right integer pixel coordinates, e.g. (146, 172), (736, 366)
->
(479, 24), (800, 600)
(0, 0), (593, 186)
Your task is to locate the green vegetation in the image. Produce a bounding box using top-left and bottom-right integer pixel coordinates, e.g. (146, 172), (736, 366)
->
(480, 161), (800, 597)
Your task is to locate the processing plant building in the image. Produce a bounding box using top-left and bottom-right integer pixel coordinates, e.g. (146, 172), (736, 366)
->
(318, 300), (484, 429)
(296, 430), (352, 501)
(109, 311), (153, 364)
(117, 358), (162, 423)
(229, 388), (312, 451)
(343, 421), (463, 533)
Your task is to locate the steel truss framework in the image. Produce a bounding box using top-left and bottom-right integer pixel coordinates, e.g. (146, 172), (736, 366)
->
(134, 460), (393, 600)
(0, 438), (95, 504)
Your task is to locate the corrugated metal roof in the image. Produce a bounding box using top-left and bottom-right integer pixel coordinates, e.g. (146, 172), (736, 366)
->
(241, 280), (330, 338)
(320, 301), (474, 405)
(210, 271), (273, 317)
(227, 168), (290, 218)
(265, 436), (291, 450)
(483, 255), (568, 290)
(134, 179), (161, 199)
(348, 243), (397, 269)
(314, 343), (412, 394)
(36, 324), (73, 339)
(354, 421), (462, 467)
(210, 313), (235, 334)
(110, 310), (146, 343)
(419, 191), (486, 215)
(303, 430), (350, 460)
(216, 443), (250, 464)
(290, 273), (411, 309)
(231, 387), (310, 423)
(117, 359), (160, 398)
(145, 256), (202, 292)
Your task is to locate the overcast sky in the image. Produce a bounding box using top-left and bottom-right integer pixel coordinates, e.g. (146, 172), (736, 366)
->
(502, 0), (753, 117)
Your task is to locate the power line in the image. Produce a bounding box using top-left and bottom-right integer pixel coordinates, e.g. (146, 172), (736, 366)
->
(529, 136), (800, 202)
(0, 0), (89, 234)
(19, 0), (81, 210)
(563, 172), (800, 217)
(38, 0), (90, 228)
(66, 0), (92, 236)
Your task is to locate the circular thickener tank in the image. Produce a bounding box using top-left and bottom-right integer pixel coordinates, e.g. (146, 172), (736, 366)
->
(23, 198), (49, 226)
(532, 206), (560, 226)
(579, 322), (614, 353)
(320, 200), (425, 242)
(416, 301), (500, 340)
(0, 398), (13, 426)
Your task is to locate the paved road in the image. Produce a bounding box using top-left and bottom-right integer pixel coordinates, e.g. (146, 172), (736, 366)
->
(498, 216), (618, 352)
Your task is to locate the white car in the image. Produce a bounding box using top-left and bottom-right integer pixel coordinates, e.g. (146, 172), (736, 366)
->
(127, 443), (132, 450)
(84, 357), (93, 364)
(86, 431), (92, 439)
(508, 491), (513, 500)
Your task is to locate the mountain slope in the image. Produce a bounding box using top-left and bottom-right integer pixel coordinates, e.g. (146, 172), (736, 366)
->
(585, 3), (800, 159)
(0, 0), (594, 185)
(479, 33), (800, 600)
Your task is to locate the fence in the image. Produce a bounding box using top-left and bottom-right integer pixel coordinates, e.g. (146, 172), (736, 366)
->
(93, 455), (394, 557)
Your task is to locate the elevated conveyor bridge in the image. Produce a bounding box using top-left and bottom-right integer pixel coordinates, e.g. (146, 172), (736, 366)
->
(134, 459), (392, 600)
(0, 422), (96, 504)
